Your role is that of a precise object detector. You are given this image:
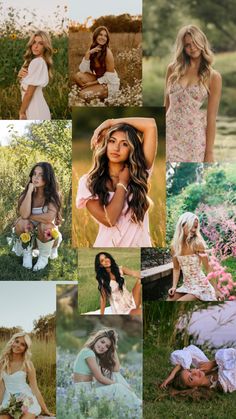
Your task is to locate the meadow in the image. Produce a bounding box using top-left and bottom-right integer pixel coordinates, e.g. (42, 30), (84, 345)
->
(0, 337), (56, 413)
(78, 248), (140, 313)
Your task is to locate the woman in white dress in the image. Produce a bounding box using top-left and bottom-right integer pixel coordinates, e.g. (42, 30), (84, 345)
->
(18, 31), (53, 120)
(95, 252), (141, 315)
(160, 344), (236, 394)
(73, 329), (141, 416)
(167, 212), (223, 301)
(0, 332), (53, 418)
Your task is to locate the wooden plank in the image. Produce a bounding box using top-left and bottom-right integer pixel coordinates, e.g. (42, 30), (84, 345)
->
(141, 262), (173, 283)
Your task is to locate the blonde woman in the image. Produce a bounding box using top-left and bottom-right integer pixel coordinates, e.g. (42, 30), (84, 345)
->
(0, 332), (53, 418)
(167, 212), (223, 301)
(76, 117), (157, 247)
(18, 31), (53, 120)
(165, 25), (222, 163)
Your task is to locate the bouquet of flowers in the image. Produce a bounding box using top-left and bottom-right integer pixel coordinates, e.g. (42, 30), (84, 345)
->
(0, 393), (34, 419)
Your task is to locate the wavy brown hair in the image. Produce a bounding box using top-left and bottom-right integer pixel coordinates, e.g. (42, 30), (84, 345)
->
(89, 26), (110, 74)
(23, 30), (53, 78)
(168, 25), (214, 91)
(18, 162), (62, 225)
(85, 329), (118, 377)
(95, 252), (124, 297)
(87, 123), (150, 223)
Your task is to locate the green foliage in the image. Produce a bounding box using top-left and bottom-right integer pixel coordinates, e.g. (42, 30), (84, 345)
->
(91, 14), (142, 33)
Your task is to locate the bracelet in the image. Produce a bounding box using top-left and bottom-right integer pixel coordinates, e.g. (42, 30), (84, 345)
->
(103, 205), (113, 227)
(117, 183), (128, 192)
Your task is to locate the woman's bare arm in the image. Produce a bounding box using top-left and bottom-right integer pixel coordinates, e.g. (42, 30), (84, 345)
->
(86, 358), (115, 384)
(19, 183), (35, 218)
(168, 256), (180, 296)
(100, 290), (107, 315)
(204, 70), (222, 162)
(29, 203), (57, 224)
(160, 364), (182, 389)
(164, 64), (173, 110)
(19, 85), (37, 119)
(122, 266), (140, 278)
(28, 362), (53, 415)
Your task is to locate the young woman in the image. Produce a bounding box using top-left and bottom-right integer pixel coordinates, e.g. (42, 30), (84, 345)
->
(18, 30), (53, 120)
(95, 252), (141, 315)
(160, 344), (236, 394)
(165, 25), (222, 163)
(167, 212), (223, 301)
(76, 117), (157, 247)
(73, 26), (120, 101)
(0, 332), (53, 418)
(73, 329), (141, 413)
(13, 162), (62, 271)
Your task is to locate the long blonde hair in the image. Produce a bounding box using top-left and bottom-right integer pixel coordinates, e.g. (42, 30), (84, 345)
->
(23, 30), (53, 78)
(172, 212), (206, 256)
(168, 25), (213, 90)
(0, 332), (32, 378)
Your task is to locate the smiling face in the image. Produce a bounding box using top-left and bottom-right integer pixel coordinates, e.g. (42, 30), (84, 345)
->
(94, 336), (111, 354)
(11, 336), (27, 355)
(31, 35), (45, 57)
(183, 218), (198, 238)
(96, 29), (108, 46)
(181, 368), (206, 388)
(106, 131), (131, 163)
(99, 253), (111, 269)
(184, 34), (201, 59)
(31, 165), (46, 188)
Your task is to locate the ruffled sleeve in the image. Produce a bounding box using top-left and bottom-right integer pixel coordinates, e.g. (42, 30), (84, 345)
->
(76, 174), (98, 209)
(97, 71), (120, 97)
(215, 348), (236, 370)
(170, 345), (209, 369)
(22, 57), (49, 87)
(79, 58), (92, 73)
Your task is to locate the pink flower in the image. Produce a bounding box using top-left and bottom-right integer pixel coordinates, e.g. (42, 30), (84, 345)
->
(44, 229), (52, 241)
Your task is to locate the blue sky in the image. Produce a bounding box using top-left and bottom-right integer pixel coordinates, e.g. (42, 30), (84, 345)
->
(0, 282), (56, 331)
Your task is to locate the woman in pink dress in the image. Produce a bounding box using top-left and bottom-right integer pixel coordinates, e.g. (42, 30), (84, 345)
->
(167, 212), (223, 302)
(76, 117), (157, 247)
(165, 25), (222, 163)
(95, 252), (141, 315)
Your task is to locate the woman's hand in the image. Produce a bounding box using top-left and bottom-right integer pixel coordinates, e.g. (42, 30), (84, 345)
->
(199, 360), (217, 372)
(19, 112), (27, 120)
(18, 67), (28, 79)
(90, 119), (112, 149)
(168, 287), (176, 297)
(216, 289), (225, 301)
(160, 377), (172, 389)
(28, 183), (35, 194)
(118, 165), (130, 186)
(89, 46), (102, 55)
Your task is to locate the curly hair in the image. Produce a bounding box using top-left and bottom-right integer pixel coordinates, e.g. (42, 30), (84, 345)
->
(87, 123), (150, 223)
(85, 328), (118, 377)
(168, 25), (214, 92)
(89, 26), (110, 75)
(18, 162), (62, 225)
(0, 332), (32, 379)
(23, 30), (53, 78)
(95, 252), (124, 297)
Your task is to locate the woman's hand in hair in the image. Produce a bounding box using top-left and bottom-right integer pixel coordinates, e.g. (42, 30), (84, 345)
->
(168, 287), (176, 297)
(18, 66), (28, 79)
(91, 119), (113, 149)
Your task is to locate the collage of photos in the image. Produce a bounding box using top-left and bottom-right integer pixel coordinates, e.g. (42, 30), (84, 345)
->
(0, 0), (235, 419)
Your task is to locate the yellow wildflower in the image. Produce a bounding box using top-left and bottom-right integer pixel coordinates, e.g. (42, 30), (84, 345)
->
(10, 33), (17, 40)
(53, 48), (58, 54)
(51, 228), (59, 240)
(20, 232), (31, 243)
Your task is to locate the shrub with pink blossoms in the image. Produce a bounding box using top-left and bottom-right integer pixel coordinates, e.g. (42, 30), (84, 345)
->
(206, 253), (236, 299)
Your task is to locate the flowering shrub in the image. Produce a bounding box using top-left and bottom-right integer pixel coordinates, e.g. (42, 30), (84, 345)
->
(206, 253), (236, 299)
(196, 204), (236, 260)
(57, 349), (142, 419)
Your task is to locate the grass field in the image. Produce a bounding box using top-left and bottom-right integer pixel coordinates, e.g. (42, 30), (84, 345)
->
(0, 338), (56, 413)
(78, 248), (140, 313)
(143, 343), (236, 419)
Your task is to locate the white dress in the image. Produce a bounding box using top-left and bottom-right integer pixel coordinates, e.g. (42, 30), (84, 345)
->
(171, 345), (236, 393)
(0, 370), (41, 415)
(108, 267), (137, 314)
(21, 57), (50, 120)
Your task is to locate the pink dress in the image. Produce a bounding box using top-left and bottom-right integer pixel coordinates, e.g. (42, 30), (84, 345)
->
(166, 82), (208, 162)
(108, 267), (136, 314)
(76, 174), (151, 247)
(176, 254), (217, 301)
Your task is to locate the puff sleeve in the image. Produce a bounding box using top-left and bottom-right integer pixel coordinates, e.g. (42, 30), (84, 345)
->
(97, 71), (120, 97)
(79, 58), (92, 73)
(170, 345), (209, 369)
(22, 57), (49, 87)
(76, 174), (98, 209)
(215, 348), (236, 393)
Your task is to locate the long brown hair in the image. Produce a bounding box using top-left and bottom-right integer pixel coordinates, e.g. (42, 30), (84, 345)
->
(85, 329), (118, 377)
(89, 26), (110, 73)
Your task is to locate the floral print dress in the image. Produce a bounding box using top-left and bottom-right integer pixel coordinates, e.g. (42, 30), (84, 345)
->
(176, 254), (217, 301)
(166, 82), (208, 162)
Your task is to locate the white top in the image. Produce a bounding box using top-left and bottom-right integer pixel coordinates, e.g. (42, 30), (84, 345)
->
(21, 57), (50, 120)
(171, 345), (236, 393)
